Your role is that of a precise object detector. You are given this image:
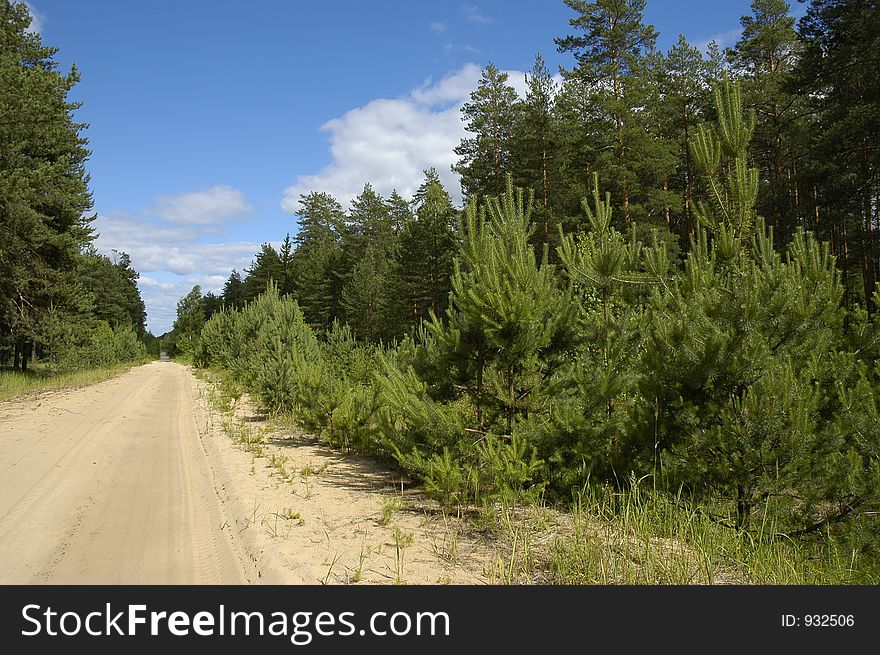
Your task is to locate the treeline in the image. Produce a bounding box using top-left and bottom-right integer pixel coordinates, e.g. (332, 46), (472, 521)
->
(189, 68), (880, 558)
(0, 2), (150, 372)
(171, 0), (879, 351)
(166, 172), (458, 354)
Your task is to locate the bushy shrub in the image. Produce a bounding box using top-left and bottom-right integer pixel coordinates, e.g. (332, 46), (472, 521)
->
(43, 308), (147, 371)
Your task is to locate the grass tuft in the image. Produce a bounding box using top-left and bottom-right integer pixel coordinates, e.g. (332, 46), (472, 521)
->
(0, 361), (147, 402)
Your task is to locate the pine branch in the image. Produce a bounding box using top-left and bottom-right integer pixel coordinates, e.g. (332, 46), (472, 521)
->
(783, 495), (866, 540)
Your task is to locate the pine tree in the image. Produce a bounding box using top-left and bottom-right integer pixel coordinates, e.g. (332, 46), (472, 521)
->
(341, 247), (387, 342)
(552, 173), (669, 482)
(278, 234), (296, 296)
(689, 75), (760, 256)
(387, 190), (412, 235)
(345, 183), (395, 262)
(171, 285), (205, 355)
(512, 53), (560, 247)
(551, 72), (600, 227)
(290, 191), (346, 332)
(430, 177), (577, 434)
(655, 35), (716, 243)
(795, 0), (880, 311)
(0, 1), (95, 370)
(335, 184), (396, 333)
(386, 171), (458, 334)
(222, 270), (246, 309)
(453, 63), (520, 202)
(639, 76), (880, 537)
(79, 248), (147, 334)
(242, 243), (283, 302)
(555, 0), (663, 225)
(730, 0), (802, 244)
(196, 282), (322, 413)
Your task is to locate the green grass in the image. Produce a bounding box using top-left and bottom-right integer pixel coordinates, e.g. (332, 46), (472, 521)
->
(542, 483), (880, 585)
(196, 363), (880, 586)
(0, 361), (148, 401)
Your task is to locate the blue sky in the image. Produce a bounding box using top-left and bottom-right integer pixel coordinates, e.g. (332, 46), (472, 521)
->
(23, 0), (807, 334)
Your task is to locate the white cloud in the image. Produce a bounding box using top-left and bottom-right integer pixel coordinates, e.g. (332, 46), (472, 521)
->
(91, 187), (263, 334)
(430, 21), (447, 35)
(127, 242), (258, 277)
(282, 65), (484, 210)
(411, 63), (482, 106)
(138, 276), (176, 290)
(136, 273), (240, 336)
(155, 185), (252, 225)
(280, 63), (560, 212)
(94, 214), (257, 276)
(462, 4), (491, 25)
(694, 27), (742, 54)
(22, 1), (45, 34)
(505, 70), (528, 99)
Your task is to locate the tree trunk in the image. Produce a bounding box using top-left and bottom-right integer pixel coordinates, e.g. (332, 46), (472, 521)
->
(493, 120), (502, 195)
(507, 363), (515, 435)
(842, 217), (851, 305)
(862, 137), (876, 313)
(684, 108), (694, 243)
(542, 146), (549, 208)
(612, 62), (629, 226)
(663, 179), (670, 226)
(736, 484), (751, 533)
(476, 346), (485, 433)
(542, 145), (549, 243)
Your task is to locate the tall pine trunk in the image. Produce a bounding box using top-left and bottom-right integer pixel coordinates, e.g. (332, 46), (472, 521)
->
(476, 346), (485, 432)
(862, 137), (876, 313)
(736, 484), (751, 533)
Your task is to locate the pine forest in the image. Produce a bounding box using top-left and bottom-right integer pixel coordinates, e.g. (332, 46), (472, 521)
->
(3, 0), (880, 584)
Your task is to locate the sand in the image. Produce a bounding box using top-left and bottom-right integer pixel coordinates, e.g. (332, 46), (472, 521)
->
(0, 361), (492, 584)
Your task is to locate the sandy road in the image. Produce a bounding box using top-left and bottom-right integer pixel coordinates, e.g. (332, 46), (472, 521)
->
(0, 361), (249, 584)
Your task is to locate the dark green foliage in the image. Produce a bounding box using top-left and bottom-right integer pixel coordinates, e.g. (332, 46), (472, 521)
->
(538, 173), (669, 488)
(730, 0), (802, 244)
(0, 1), (94, 367)
(79, 249), (146, 334)
(179, 0), (880, 564)
(385, 170), (458, 335)
(555, 0), (672, 226)
(654, 35), (719, 243)
(242, 243), (283, 303)
(344, 184), (395, 264)
(794, 0), (880, 310)
(277, 234), (297, 297)
(511, 53), (563, 250)
(222, 270), (246, 309)
(453, 64), (520, 202)
(640, 226), (854, 531)
(430, 178), (577, 434)
(290, 192), (346, 332)
(636, 77), (880, 541)
(171, 285), (205, 356)
(0, 2), (149, 372)
(201, 292), (224, 321)
(338, 184), (397, 340)
(341, 247), (388, 341)
(40, 307), (146, 371)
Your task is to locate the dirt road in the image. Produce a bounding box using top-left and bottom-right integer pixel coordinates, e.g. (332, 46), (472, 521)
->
(0, 361), (250, 583)
(0, 361), (499, 585)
